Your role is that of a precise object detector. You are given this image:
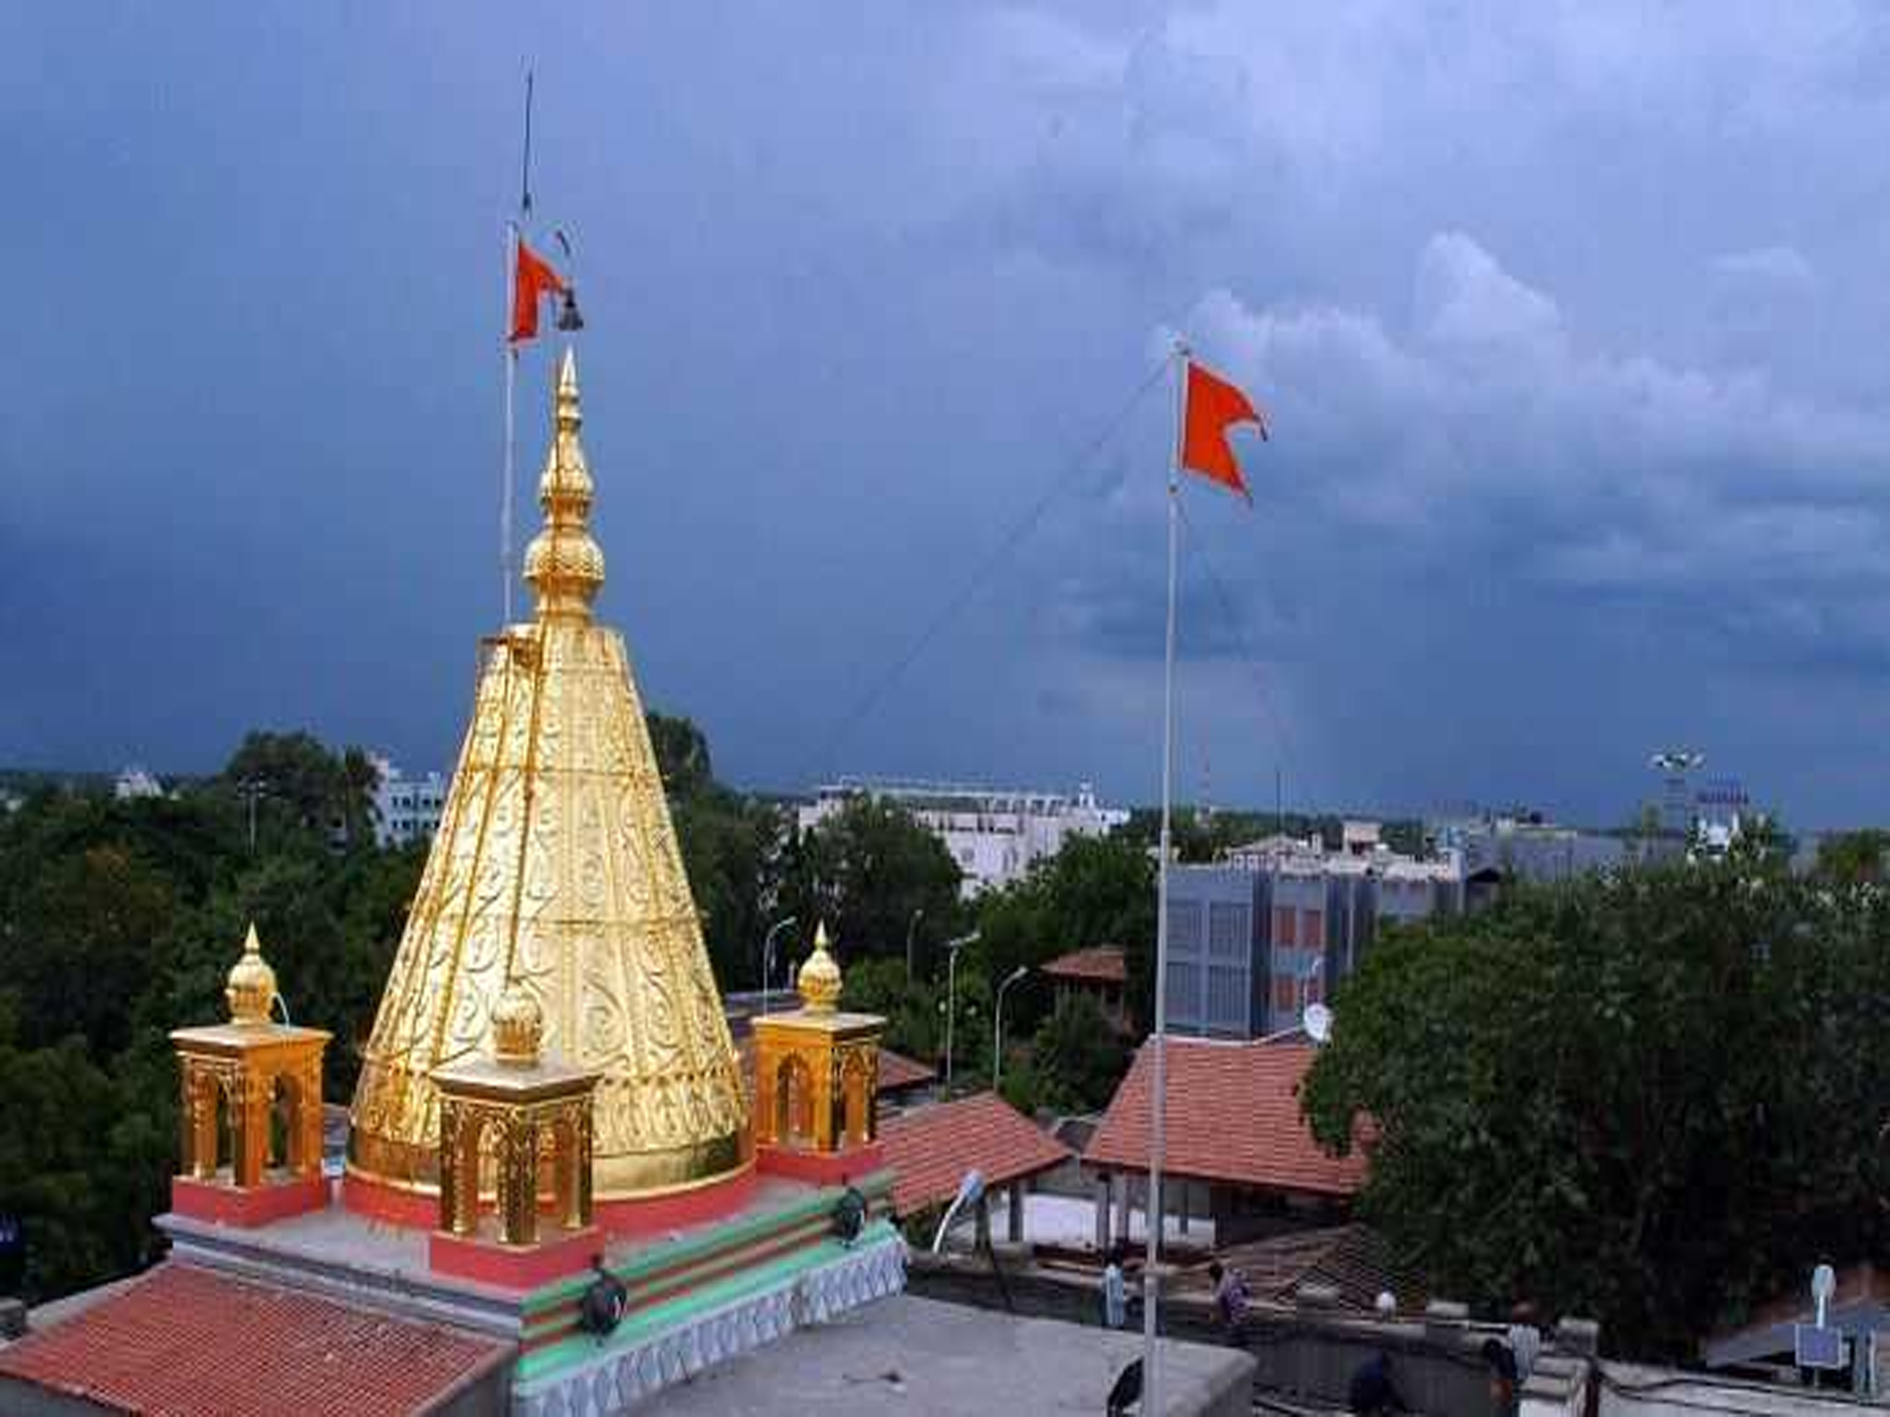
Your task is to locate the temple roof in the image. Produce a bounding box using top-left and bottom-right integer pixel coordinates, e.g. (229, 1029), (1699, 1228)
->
(0, 1264), (511, 1417)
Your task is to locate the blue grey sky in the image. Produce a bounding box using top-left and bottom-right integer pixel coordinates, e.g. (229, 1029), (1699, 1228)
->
(5, 4), (1890, 827)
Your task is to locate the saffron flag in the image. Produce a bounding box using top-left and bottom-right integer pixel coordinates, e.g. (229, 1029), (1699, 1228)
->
(509, 237), (568, 344)
(1181, 359), (1268, 500)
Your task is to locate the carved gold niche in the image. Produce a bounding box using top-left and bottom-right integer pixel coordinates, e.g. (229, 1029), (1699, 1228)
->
(431, 984), (602, 1247)
(171, 924), (330, 1190)
(751, 923), (884, 1155)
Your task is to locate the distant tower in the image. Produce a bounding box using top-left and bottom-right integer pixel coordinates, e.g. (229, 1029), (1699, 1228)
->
(1648, 749), (1705, 838)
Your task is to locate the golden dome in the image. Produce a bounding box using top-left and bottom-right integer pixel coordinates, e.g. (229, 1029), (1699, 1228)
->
(491, 982), (544, 1066)
(797, 922), (843, 1014)
(226, 922), (278, 1025)
(349, 345), (749, 1201)
(523, 349), (605, 622)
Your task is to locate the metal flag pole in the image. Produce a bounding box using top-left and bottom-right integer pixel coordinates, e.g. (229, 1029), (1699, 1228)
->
(502, 250), (517, 626)
(1142, 339), (1186, 1413)
(501, 70), (535, 626)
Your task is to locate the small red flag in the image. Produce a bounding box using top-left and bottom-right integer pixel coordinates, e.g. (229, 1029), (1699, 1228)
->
(1180, 359), (1268, 500)
(509, 237), (568, 344)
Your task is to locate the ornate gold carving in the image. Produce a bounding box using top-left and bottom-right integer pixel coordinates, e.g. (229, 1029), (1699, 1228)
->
(349, 350), (749, 1200)
(173, 926), (330, 1190)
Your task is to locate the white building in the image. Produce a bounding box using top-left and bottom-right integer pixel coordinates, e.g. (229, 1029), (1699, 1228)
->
(114, 766), (165, 801)
(371, 755), (448, 848)
(797, 778), (1130, 895)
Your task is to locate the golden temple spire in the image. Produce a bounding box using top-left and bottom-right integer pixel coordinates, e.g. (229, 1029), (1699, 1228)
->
(797, 922), (843, 1014)
(523, 346), (605, 622)
(225, 922), (278, 1025)
(350, 349), (749, 1202)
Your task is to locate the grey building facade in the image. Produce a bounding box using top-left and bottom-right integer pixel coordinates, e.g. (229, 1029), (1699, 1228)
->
(1164, 864), (1452, 1040)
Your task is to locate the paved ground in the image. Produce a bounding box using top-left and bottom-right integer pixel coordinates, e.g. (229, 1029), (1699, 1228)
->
(647, 1294), (1254, 1416)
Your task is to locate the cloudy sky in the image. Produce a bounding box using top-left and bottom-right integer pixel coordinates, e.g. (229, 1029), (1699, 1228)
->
(5, 3), (1890, 827)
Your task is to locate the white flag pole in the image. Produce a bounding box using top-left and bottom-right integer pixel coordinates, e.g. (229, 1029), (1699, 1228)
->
(1142, 339), (1186, 1412)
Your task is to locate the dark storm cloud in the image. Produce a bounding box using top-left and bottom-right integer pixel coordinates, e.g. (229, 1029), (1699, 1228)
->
(5, 2), (1890, 825)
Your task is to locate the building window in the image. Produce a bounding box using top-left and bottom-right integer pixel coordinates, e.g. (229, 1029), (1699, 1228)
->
(1208, 903), (1246, 958)
(1169, 901), (1203, 954)
(1273, 907), (1296, 948)
(1273, 975), (1297, 1013)
(1167, 960), (1197, 1018)
(1207, 965), (1243, 1028)
(1302, 909), (1324, 945)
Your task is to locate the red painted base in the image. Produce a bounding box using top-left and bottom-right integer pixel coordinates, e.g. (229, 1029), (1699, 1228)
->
(429, 1225), (604, 1291)
(756, 1142), (884, 1187)
(171, 1173), (329, 1228)
(344, 1165), (760, 1240)
(593, 1166), (758, 1238)
(342, 1172), (438, 1229)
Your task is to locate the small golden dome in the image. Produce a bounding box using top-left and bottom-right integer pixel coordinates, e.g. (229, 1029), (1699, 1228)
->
(491, 982), (544, 1065)
(797, 922), (843, 1014)
(226, 922), (278, 1025)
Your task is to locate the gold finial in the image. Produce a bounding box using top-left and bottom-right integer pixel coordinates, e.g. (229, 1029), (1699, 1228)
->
(226, 922), (278, 1025)
(796, 921), (843, 1014)
(523, 346), (605, 622)
(491, 981), (544, 1066)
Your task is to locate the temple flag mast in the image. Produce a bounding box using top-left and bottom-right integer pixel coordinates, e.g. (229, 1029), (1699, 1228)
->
(1142, 343), (1267, 1413)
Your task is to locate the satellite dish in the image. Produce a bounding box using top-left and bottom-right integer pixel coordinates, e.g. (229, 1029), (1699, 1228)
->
(1303, 1002), (1334, 1045)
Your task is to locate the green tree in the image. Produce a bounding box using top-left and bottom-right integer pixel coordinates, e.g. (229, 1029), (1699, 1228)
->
(647, 713), (716, 800)
(977, 832), (1154, 1034)
(776, 798), (964, 968)
(1301, 863), (1890, 1359)
(1002, 994), (1129, 1114)
(1813, 828), (1890, 886)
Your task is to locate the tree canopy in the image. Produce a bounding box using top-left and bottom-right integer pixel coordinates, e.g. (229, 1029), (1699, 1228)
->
(1301, 855), (1890, 1358)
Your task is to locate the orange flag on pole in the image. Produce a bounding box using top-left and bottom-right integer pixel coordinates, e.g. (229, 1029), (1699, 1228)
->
(1180, 359), (1268, 501)
(509, 237), (568, 344)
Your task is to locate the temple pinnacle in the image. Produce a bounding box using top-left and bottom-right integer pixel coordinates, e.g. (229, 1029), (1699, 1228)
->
(523, 346), (604, 621)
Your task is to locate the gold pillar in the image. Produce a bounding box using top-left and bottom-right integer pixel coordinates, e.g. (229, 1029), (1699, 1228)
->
(170, 925), (331, 1192)
(751, 924), (885, 1157)
(432, 982), (602, 1247)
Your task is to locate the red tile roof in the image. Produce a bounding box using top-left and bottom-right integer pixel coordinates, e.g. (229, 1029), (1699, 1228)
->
(1083, 1039), (1367, 1197)
(735, 1039), (934, 1095)
(876, 1047), (936, 1091)
(1042, 945), (1128, 985)
(879, 1092), (1073, 1215)
(1182, 1224), (1423, 1310)
(0, 1264), (511, 1417)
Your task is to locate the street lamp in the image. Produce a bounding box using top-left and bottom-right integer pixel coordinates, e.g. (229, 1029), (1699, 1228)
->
(992, 966), (1029, 1090)
(905, 907), (925, 985)
(760, 915), (799, 1018)
(943, 930), (980, 1090)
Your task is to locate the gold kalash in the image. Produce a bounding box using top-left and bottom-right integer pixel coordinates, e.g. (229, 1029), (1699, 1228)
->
(347, 350), (749, 1199)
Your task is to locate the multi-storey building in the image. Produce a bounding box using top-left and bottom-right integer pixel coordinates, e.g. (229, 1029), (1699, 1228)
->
(796, 778), (1129, 895)
(1165, 825), (1462, 1040)
(370, 755), (448, 849)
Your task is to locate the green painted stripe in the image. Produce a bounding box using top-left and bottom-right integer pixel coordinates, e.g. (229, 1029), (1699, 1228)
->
(514, 1220), (900, 1385)
(520, 1169), (892, 1318)
(517, 1212), (834, 1347)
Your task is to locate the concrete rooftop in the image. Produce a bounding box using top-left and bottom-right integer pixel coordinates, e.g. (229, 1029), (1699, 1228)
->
(645, 1294), (1254, 1416)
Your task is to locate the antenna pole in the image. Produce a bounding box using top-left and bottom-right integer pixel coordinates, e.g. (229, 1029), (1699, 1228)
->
(1142, 341), (1186, 1415)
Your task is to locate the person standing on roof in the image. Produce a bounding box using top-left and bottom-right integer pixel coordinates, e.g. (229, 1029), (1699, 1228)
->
(1206, 1259), (1250, 1337)
(1101, 1244), (1128, 1329)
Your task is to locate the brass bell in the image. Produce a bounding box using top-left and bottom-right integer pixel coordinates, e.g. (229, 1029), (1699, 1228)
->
(556, 287), (585, 332)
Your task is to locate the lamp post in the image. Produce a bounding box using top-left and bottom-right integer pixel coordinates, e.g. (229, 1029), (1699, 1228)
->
(993, 966), (1029, 1090)
(905, 907), (925, 985)
(760, 915), (799, 1018)
(943, 931), (980, 1090)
